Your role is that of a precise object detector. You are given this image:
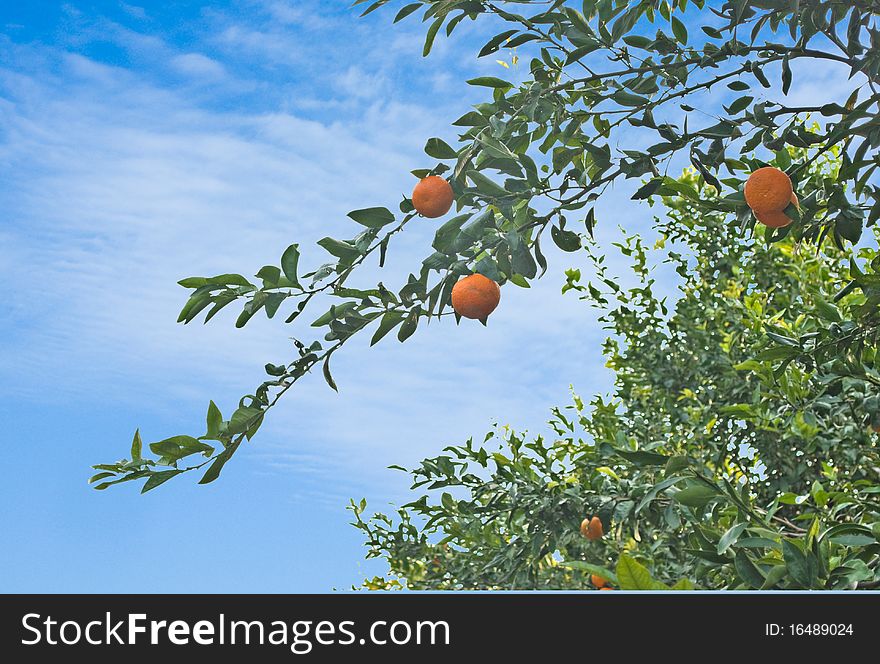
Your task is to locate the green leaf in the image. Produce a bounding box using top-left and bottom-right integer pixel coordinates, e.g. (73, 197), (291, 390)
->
(88, 471), (116, 485)
(670, 16), (688, 43)
(347, 207), (395, 229)
(718, 523), (747, 554)
(228, 407), (262, 435)
(178, 277), (209, 288)
(755, 346), (799, 362)
(424, 137), (457, 160)
(398, 308), (419, 342)
(616, 554), (669, 590)
(508, 233), (537, 279)
(141, 470), (183, 494)
(280, 244), (301, 288)
(393, 3), (420, 23)
(836, 214), (862, 243)
(725, 95), (753, 115)
(737, 537), (781, 549)
(665, 455), (690, 475)
(612, 90), (650, 107)
(423, 16), (443, 57)
(149, 436), (214, 463)
(673, 484), (720, 508)
(312, 301), (358, 327)
(761, 564), (787, 589)
(207, 273), (253, 287)
(474, 256), (502, 283)
(467, 170), (509, 198)
(130, 429), (143, 461)
(632, 177), (663, 200)
(256, 265), (281, 286)
(318, 237), (361, 262)
(829, 534), (875, 547)
(781, 55), (792, 95)
(177, 292), (212, 324)
(199, 444), (238, 485)
(551, 225), (581, 252)
(371, 311), (405, 346)
(734, 550), (766, 588)
(432, 214), (469, 254)
(466, 76), (513, 89)
(453, 111), (487, 127)
(782, 539), (812, 587)
(478, 29), (518, 57)
(814, 297), (842, 322)
(206, 401), (223, 439)
(323, 356), (338, 392)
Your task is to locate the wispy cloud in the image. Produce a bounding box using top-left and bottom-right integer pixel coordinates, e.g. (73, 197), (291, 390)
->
(170, 52), (227, 78)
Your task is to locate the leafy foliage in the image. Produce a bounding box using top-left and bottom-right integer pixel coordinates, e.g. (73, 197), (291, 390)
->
(352, 157), (880, 590)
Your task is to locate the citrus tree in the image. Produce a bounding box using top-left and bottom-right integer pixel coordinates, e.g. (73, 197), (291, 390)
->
(90, 0), (880, 586)
(351, 152), (880, 590)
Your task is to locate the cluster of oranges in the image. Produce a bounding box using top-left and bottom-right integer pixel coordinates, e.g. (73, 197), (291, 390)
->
(744, 166), (798, 228)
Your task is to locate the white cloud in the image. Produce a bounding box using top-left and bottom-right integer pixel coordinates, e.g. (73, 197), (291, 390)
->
(171, 52), (227, 78)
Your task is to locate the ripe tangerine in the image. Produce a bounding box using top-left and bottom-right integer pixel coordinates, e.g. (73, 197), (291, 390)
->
(451, 274), (501, 320)
(412, 176), (454, 218)
(744, 166), (793, 214)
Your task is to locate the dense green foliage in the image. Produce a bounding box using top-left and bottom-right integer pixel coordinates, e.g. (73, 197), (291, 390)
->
(353, 154), (880, 590)
(89, 0), (880, 588)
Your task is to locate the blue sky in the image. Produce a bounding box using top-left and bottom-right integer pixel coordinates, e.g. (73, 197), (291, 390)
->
(0, 2), (858, 592)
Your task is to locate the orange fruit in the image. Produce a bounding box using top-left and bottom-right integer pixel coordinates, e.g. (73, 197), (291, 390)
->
(451, 274), (501, 320)
(599, 587), (615, 591)
(580, 516), (604, 541)
(591, 574), (608, 588)
(412, 176), (454, 218)
(754, 193), (799, 228)
(744, 167), (793, 214)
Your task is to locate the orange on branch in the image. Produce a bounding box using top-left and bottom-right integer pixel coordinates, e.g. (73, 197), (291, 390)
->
(412, 175), (454, 218)
(591, 574), (608, 588)
(451, 273), (501, 320)
(744, 166), (793, 214)
(580, 516), (604, 541)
